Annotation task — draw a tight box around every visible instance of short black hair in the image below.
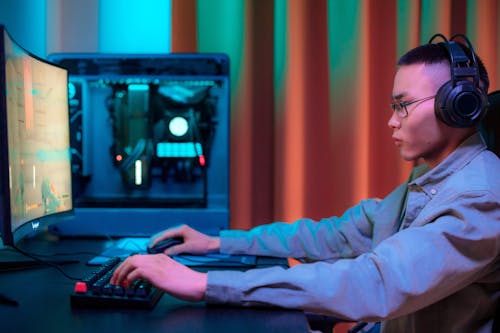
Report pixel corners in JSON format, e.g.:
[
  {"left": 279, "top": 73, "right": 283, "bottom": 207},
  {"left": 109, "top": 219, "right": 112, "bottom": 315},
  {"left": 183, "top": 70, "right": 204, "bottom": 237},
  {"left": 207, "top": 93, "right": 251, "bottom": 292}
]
[{"left": 398, "top": 40, "right": 489, "bottom": 93}]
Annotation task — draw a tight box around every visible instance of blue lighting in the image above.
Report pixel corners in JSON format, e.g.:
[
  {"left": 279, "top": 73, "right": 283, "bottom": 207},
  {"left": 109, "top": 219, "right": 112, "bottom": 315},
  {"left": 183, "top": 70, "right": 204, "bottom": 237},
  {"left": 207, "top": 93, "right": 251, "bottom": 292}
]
[
  {"left": 98, "top": 0, "right": 171, "bottom": 53},
  {"left": 0, "top": 0, "right": 47, "bottom": 56}
]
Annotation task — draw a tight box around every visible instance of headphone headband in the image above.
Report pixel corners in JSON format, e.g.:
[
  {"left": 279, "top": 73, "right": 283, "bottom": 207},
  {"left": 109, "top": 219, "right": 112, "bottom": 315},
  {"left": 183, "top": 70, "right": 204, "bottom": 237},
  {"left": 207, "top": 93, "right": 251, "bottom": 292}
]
[
  {"left": 429, "top": 33, "right": 480, "bottom": 87},
  {"left": 428, "top": 33, "right": 487, "bottom": 127}
]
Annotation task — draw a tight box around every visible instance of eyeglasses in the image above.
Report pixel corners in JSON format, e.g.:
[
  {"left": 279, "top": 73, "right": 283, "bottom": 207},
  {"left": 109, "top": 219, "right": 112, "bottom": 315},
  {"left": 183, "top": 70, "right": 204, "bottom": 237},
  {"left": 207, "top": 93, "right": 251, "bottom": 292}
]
[{"left": 390, "top": 95, "right": 435, "bottom": 118}]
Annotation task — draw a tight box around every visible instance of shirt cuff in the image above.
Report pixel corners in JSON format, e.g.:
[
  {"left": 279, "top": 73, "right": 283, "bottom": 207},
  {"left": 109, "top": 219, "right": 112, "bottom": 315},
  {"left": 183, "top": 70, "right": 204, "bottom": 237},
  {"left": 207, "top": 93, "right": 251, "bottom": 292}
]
[
  {"left": 205, "top": 270, "right": 245, "bottom": 305},
  {"left": 219, "top": 229, "right": 250, "bottom": 254}
]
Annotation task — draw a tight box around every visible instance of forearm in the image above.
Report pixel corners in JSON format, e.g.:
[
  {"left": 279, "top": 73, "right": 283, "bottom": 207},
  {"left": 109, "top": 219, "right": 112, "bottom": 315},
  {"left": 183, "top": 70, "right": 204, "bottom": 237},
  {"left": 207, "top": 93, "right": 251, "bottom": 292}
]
[
  {"left": 207, "top": 203, "right": 500, "bottom": 320},
  {"left": 220, "top": 199, "right": 380, "bottom": 260}
]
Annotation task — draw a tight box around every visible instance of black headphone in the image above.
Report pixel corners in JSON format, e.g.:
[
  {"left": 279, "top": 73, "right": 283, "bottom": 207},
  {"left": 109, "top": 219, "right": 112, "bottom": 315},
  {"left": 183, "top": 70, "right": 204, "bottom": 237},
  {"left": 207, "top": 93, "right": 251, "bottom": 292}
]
[{"left": 429, "top": 33, "right": 488, "bottom": 128}]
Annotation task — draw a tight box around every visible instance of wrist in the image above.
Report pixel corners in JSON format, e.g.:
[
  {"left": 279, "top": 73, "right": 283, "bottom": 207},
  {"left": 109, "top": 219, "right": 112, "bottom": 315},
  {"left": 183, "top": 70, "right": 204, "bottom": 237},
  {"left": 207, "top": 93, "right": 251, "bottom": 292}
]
[
  {"left": 208, "top": 237, "right": 221, "bottom": 253},
  {"left": 194, "top": 272, "right": 208, "bottom": 302}
]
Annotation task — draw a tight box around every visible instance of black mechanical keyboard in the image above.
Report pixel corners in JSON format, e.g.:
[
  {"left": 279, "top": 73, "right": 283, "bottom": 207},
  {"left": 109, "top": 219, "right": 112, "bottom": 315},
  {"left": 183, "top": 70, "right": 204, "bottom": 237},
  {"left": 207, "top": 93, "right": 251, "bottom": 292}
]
[{"left": 71, "top": 257, "right": 163, "bottom": 309}]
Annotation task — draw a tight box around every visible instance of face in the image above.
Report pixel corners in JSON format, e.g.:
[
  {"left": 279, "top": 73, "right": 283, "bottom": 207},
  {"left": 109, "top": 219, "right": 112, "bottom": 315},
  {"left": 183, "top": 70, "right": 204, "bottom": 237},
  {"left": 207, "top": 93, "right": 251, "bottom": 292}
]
[{"left": 388, "top": 62, "right": 458, "bottom": 168}]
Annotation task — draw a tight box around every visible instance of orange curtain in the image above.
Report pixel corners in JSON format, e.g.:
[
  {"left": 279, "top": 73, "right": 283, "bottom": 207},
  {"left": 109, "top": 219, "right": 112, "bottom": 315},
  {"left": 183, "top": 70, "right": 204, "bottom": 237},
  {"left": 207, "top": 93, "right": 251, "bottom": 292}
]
[{"left": 171, "top": 0, "right": 500, "bottom": 231}]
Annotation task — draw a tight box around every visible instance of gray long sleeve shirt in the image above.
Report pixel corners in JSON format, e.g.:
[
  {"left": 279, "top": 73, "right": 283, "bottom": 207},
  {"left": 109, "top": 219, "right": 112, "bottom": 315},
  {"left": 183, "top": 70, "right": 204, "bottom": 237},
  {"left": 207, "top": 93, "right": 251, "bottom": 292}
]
[{"left": 205, "top": 133, "right": 500, "bottom": 333}]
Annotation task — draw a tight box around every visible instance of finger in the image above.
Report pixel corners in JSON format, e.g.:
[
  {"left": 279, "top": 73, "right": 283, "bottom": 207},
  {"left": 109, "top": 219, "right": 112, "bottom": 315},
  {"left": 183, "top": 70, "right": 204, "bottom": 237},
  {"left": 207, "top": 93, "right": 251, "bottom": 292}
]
[
  {"left": 148, "top": 231, "right": 167, "bottom": 248},
  {"left": 110, "top": 263, "right": 124, "bottom": 285},
  {"left": 166, "top": 243, "right": 190, "bottom": 255},
  {"left": 124, "top": 268, "right": 144, "bottom": 287},
  {"left": 124, "top": 255, "right": 171, "bottom": 287},
  {"left": 148, "top": 225, "right": 185, "bottom": 248},
  {"left": 110, "top": 261, "right": 129, "bottom": 285},
  {"left": 111, "top": 257, "right": 137, "bottom": 286}
]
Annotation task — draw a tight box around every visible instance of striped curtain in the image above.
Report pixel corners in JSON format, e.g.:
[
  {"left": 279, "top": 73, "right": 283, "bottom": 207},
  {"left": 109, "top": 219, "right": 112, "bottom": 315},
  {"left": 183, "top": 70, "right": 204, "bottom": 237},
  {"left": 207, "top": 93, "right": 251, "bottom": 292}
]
[{"left": 171, "top": 0, "right": 500, "bottom": 230}]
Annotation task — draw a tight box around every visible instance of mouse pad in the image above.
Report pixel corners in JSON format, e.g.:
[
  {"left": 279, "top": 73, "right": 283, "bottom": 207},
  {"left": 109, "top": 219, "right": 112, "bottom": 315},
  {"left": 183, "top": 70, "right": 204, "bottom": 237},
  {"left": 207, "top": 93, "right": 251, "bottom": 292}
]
[{"left": 87, "top": 237, "right": 257, "bottom": 267}]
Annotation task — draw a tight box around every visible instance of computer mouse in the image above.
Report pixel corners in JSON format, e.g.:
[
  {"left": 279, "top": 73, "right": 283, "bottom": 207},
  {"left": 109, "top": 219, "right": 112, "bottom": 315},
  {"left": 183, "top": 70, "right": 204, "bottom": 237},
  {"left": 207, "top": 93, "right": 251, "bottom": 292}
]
[{"left": 147, "top": 237, "right": 184, "bottom": 254}]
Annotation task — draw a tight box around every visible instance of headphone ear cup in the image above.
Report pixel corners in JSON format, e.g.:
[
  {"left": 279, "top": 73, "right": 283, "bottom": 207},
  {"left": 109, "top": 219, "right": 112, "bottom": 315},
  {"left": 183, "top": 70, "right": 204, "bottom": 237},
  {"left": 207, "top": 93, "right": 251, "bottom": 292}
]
[{"left": 435, "top": 80, "right": 487, "bottom": 127}]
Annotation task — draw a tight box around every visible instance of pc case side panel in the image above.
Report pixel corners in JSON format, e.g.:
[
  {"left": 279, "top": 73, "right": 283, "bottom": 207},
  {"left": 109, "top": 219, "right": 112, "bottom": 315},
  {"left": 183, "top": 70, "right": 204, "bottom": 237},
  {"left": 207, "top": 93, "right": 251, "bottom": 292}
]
[{"left": 48, "top": 54, "right": 230, "bottom": 236}]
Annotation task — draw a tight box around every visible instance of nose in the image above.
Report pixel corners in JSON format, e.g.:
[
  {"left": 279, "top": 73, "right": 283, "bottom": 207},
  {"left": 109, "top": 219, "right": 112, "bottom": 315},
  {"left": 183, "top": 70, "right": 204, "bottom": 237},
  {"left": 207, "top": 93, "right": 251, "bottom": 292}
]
[{"left": 387, "top": 111, "right": 401, "bottom": 129}]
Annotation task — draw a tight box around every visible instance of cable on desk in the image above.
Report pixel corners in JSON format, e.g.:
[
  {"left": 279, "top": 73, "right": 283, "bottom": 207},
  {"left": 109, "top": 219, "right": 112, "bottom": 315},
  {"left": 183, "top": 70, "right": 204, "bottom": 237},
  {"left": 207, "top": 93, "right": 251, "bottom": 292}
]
[
  {"left": 0, "top": 293, "right": 19, "bottom": 307},
  {"left": 9, "top": 245, "right": 83, "bottom": 281},
  {"left": 3, "top": 247, "right": 101, "bottom": 258}
]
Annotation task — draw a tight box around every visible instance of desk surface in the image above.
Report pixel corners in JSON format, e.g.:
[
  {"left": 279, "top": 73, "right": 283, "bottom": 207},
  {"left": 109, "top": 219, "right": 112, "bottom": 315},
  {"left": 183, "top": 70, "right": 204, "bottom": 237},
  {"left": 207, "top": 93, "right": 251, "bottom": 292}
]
[{"left": 0, "top": 237, "right": 309, "bottom": 333}]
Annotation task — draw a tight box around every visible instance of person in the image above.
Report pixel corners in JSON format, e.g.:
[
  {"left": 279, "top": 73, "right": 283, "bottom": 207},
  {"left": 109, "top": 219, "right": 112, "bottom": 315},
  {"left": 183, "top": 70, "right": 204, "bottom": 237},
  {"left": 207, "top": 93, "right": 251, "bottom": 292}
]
[{"left": 111, "top": 35, "right": 500, "bottom": 333}]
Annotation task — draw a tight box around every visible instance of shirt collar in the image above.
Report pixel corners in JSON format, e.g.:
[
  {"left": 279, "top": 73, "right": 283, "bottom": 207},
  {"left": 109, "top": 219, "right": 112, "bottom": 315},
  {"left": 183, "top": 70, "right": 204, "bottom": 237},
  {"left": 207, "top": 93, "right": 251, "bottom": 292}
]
[{"left": 410, "top": 132, "right": 487, "bottom": 187}]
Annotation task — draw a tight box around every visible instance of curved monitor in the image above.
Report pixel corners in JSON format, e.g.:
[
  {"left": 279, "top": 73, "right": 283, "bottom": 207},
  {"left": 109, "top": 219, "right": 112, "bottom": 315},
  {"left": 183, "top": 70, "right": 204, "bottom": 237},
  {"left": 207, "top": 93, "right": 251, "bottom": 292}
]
[{"left": 0, "top": 25, "right": 73, "bottom": 246}]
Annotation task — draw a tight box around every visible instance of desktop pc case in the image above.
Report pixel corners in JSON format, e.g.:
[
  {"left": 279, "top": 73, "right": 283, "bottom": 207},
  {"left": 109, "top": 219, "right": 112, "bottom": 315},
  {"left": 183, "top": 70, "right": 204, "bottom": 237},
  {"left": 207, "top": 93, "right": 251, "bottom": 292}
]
[{"left": 47, "top": 53, "right": 230, "bottom": 237}]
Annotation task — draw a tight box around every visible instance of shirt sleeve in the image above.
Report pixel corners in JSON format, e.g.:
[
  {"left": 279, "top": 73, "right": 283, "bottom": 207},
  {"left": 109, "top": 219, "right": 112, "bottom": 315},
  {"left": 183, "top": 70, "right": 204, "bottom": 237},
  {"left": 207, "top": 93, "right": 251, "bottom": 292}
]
[
  {"left": 219, "top": 198, "right": 379, "bottom": 261},
  {"left": 220, "top": 183, "right": 408, "bottom": 261},
  {"left": 206, "top": 190, "right": 500, "bottom": 321}
]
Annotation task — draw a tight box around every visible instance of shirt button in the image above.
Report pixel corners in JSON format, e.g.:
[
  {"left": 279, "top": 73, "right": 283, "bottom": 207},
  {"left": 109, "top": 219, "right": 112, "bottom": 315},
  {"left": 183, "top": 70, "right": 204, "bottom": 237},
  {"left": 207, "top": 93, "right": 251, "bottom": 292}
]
[{"left": 430, "top": 188, "right": 437, "bottom": 195}]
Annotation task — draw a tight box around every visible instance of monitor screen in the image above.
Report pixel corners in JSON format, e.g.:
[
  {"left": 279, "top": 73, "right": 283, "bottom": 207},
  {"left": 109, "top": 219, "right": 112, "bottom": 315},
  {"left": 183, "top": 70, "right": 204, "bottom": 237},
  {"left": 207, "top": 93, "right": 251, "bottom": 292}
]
[{"left": 0, "top": 25, "right": 73, "bottom": 246}]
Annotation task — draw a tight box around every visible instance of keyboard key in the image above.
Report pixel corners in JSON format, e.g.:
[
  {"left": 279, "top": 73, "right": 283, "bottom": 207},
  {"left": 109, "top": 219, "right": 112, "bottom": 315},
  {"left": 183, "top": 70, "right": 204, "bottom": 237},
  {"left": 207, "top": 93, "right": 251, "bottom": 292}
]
[
  {"left": 71, "top": 257, "right": 163, "bottom": 309},
  {"left": 73, "top": 282, "right": 88, "bottom": 294}
]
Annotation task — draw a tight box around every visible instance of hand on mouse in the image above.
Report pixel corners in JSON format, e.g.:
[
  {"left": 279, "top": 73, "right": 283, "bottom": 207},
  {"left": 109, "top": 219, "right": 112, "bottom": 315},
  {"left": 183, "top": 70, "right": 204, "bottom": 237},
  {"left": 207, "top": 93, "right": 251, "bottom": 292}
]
[
  {"left": 148, "top": 224, "right": 220, "bottom": 255},
  {"left": 110, "top": 253, "right": 207, "bottom": 302}
]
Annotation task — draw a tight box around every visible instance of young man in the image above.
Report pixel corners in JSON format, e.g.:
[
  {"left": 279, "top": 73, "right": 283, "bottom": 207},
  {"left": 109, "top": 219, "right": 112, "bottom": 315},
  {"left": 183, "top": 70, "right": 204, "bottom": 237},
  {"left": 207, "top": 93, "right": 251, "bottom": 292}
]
[{"left": 111, "top": 36, "right": 500, "bottom": 332}]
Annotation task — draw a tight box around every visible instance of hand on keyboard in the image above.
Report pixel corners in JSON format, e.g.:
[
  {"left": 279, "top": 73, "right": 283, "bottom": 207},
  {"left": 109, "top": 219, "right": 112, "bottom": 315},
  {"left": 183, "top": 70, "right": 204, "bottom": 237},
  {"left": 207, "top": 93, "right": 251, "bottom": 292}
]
[
  {"left": 72, "top": 257, "right": 163, "bottom": 309},
  {"left": 111, "top": 253, "right": 208, "bottom": 303}
]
